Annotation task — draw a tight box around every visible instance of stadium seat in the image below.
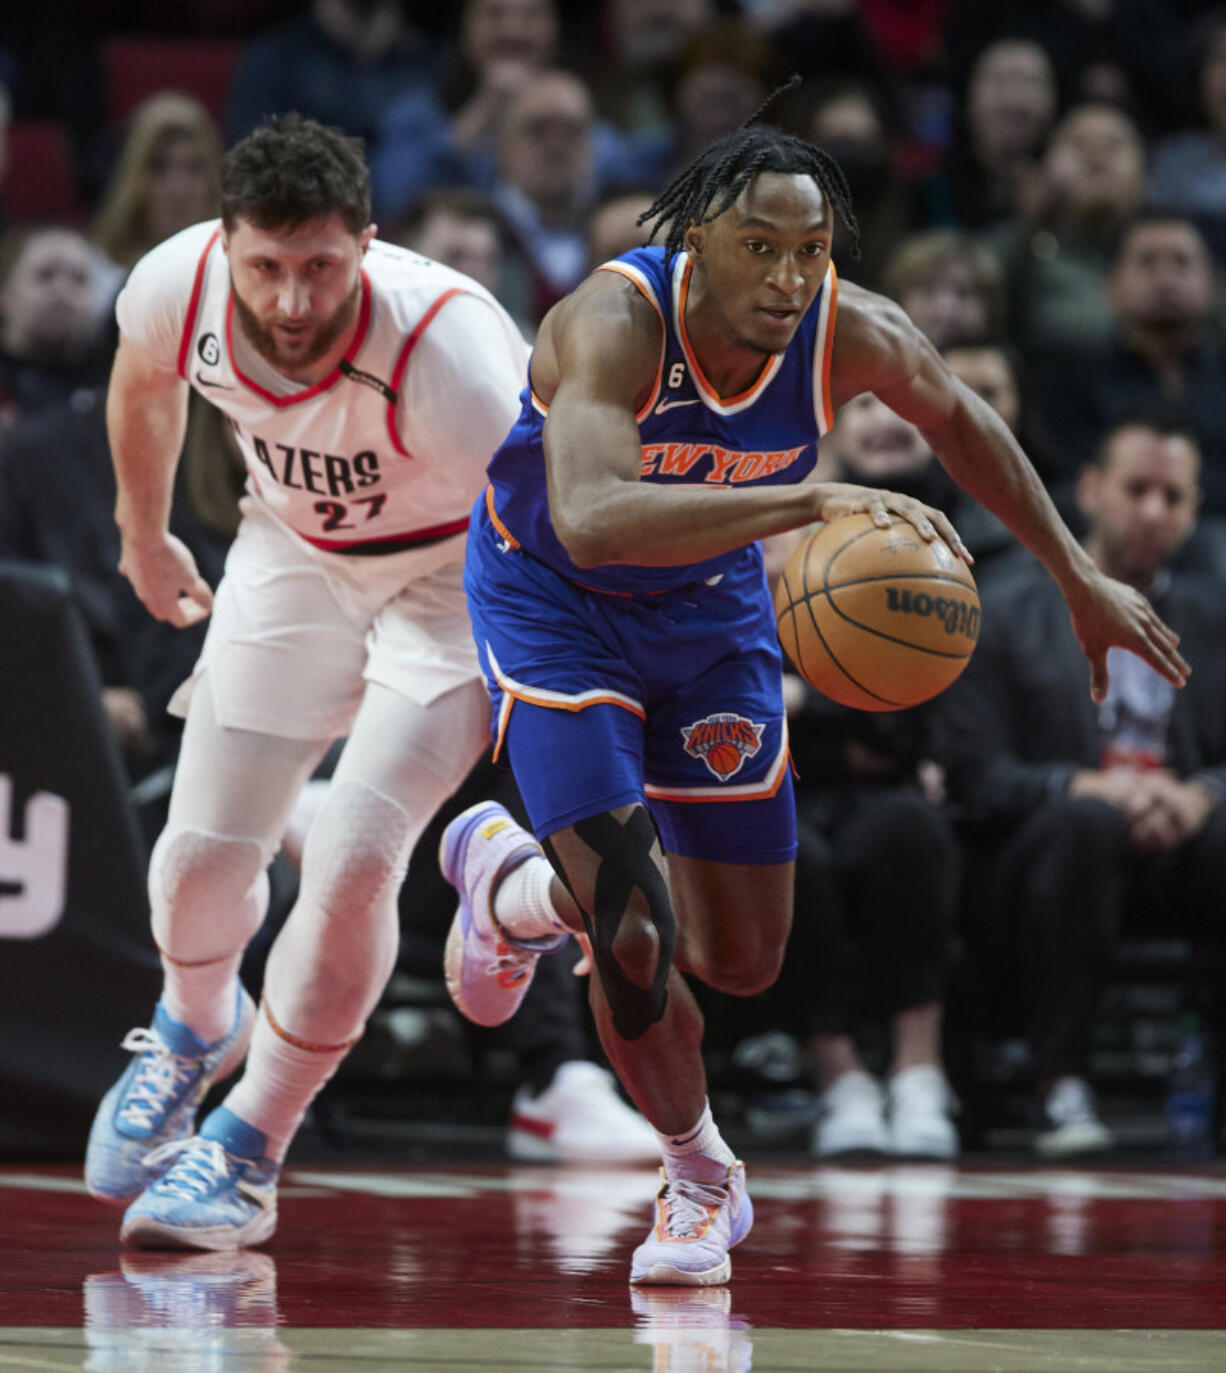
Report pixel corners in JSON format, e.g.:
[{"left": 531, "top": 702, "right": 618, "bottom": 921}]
[
  {"left": 102, "top": 37, "right": 241, "bottom": 126},
  {"left": 2, "top": 121, "right": 83, "bottom": 226}
]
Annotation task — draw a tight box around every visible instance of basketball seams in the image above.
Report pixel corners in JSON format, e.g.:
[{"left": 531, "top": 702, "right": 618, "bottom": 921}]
[
  {"left": 823, "top": 569, "right": 977, "bottom": 592},
  {"left": 777, "top": 564, "right": 806, "bottom": 680},
  {"left": 798, "top": 528, "right": 900, "bottom": 707},
  {"left": 773, "top": 511, "right": 978, "bottom": 710},
  {"left": 820, "top": 520, "right": 884, "bottom": 602},
  {"left": 803, "top": 596, "right": 901, "bottom": 706}
]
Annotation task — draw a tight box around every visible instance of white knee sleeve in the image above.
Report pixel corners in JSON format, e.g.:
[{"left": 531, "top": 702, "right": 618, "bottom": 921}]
[
  {"left": 264, "top": 781, "right": 415, "bottom": 1041},
  {"left": 297, "top": 780, "right": 413, "bottom": 922},
  {"left": 149, "top": 826, "right": 270, "bottom": 962}
]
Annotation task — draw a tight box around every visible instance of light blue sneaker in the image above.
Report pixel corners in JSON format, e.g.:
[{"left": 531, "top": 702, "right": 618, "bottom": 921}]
[
  {"left": 441, "top": 802, "right": 567, "bottom": 1027},
  {"left": 121, "top": 1108, "right": 280, "bottom": 1251},
  {"left": 85, "top": 985, "right": 256, "bottom": 1205}
]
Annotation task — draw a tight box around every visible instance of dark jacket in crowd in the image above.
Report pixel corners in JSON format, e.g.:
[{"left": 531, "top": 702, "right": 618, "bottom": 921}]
[
  {"left": 934, "top": 558, "right": 1226, "bottom": 827},
  {"left": 1034, "top": 338, "right": 1226, "bottom": 515}
]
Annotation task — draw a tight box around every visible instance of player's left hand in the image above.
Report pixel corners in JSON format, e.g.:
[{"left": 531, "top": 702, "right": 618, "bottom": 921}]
[{"left": 1066, "top": 568, "right": 1190, "bottom": 701}]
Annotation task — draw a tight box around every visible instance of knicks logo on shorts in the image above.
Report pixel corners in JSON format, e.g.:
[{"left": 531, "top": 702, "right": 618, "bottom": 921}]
[{"left": 681, "top": 712, "right": 764, "bottom": 781}]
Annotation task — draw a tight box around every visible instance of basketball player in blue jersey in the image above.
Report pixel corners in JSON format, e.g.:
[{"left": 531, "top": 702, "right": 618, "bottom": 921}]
[{"left": 439, "top": 99, "right": 1191, "bottom": 1285}]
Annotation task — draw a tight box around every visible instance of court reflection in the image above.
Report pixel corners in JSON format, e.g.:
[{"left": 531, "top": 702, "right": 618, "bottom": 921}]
[
  {"left": 510, "top": 1164, "right": 653, "bottom": 1274},
  {"left": 631, "top": 1286, "right": 754, "bottom": 1373},
  {"left": 82, "top": 1250, "right": 290, "bottom": 1371}
]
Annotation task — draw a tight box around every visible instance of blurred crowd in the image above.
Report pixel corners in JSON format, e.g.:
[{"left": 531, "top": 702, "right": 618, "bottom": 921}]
[{"left": 1, "top": 0, "right": 1224, "bottom": 1163}]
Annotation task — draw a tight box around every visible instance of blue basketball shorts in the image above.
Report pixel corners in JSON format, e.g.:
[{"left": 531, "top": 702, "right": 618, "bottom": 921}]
[{"left": 463, "top": 498, "right": 796, "bottom": 865}]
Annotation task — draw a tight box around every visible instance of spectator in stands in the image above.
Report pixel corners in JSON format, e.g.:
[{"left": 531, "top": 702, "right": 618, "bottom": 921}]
[
  {"left": 618, "top": 19, "right": 769, "bottom": 193},
  {"left": 743, "top": 0, "right": 888, "bottom": 93},
  {"left": 0, "top": 373, "right": 244, "bottom": 781},
  {"left": 882, "top": 229, "right": 1005, "bottom": 349},
  {"left": 586, "top": 188, "right": 655, "bottom": 269},
  {"left": 395, "top": 187, "right": 505, "bottom": 296},
  {"left": 93, "top": 93, "right": 222, "bottom": 279},
  {"left": 0, "top": 226, "right": 110, "bottom": 433},
  {"left": 394, "top": 186, "right": 536, "bottom": 338},
  {"left": 994, "top": 104, "right": 1147, "bottom": 358},
  {"left": 939, "top": 337, "right": 1037, "bottom": 580},
  {"left": 936, "top": 412, "right": 1226, "bottom": 1158},
  {"left": 942, "top": 337, "right": 1022, "bottom": 437},
  {"left": 491, "top": 70, "right": 605, "bottom": 323},
  {"left": 1034, "top": 209, "right": 1226, "bottom": 516},
  {"left": 582, "top": 0, "right": 716, "bottom": 138},
  {"left": 1149, "top": 10, "right": 1226, "bottom": 262},
  {"left": 225, "top": 0, "right": 437, "bottom": 149},
  {"left": 924, "top": 37, "right": 1059, "bottom": 229},
  {"left": 804, "top": 75, "right": 908, "bottom": 292},
  {"left": 0, "top": 385, "right": 148, "bottom": 763},
  {"left": 371, "top": 0, "right": 562, "bottom": 223},
  {"left": 763, "top": 394, "right": 962, "bottom": 1160},
  {"left": 942, "top": 0, "right": 1188, "bottom": 142}
]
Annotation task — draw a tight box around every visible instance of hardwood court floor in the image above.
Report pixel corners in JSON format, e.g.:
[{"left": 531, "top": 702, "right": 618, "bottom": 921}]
[{"left": 2, "top": 1161, "right": 1225, "bottom": 1370}]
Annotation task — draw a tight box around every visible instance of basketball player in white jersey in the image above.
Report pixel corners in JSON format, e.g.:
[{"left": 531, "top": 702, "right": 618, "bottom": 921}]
[{"left": 84, "top": 114, "right": 563, "bottom": 1250}]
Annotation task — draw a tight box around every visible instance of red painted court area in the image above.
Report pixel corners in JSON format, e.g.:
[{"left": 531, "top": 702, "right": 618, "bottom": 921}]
[{"left": 2, "top": 1162, "right": 1225, "bottom": 1369}]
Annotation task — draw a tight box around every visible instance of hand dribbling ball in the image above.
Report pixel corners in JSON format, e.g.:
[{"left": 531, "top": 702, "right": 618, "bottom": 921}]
[{"left": 774, "top": 512, "right": 980, "bottom": 711}]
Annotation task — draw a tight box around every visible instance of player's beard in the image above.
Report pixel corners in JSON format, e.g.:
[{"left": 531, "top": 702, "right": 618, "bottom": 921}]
[{"left": 231, "top": 277, "right": 361, "bottom": 373}]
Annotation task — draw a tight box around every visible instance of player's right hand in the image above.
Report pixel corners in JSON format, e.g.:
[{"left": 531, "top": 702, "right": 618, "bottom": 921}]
[
  {"left": 118, "top": 532, "right": 214, "bottom": 628},
  {"left": 815, "top": 482, "right": 973, "bottom": 564}
]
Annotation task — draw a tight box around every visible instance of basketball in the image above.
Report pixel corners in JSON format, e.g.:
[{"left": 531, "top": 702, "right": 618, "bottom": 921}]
[{"left": 774, "top": 512, "right": 980, "bottom": 711}]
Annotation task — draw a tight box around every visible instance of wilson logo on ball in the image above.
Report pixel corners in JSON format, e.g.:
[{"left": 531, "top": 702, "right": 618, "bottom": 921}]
[
  {"left": 681, "top": 713, "right": 764, "bottom": 780},
  {"left": 773, "top": 512, "right": 981, "bottom": 712},
  {"left": 884, "top": 588, "right": 981, "bottom": 640}
]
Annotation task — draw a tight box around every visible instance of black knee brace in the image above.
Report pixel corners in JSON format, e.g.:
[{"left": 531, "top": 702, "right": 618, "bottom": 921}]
[{"left": 545, "top": 807, "right": 674, "bottom": 1041}]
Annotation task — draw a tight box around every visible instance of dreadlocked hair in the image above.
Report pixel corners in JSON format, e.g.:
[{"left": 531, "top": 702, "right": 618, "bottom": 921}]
[{"left": 637, "top": 77, "right": 859, "bottom": 265}]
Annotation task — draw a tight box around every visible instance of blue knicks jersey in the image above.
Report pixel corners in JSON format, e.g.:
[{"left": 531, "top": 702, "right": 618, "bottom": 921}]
[{"left": 484, "top": 245, "right": 839, "bottom": 596}]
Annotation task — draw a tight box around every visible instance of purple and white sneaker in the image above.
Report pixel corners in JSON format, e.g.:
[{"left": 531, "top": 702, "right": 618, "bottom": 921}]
[
  {"left": 440, "top": 802, "right": 566, "bottom": 1027},
  {"left": 630, "top": 1164, "right": 754, "bottom": 1286}
]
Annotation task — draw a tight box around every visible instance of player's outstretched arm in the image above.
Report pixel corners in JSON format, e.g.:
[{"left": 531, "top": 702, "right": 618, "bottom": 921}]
[
  {"left": 827, "top": 281, "right": 1190, "bottom": 697},
  {"left": 108, "top": 332, "right": 213, "bottom": 628}
]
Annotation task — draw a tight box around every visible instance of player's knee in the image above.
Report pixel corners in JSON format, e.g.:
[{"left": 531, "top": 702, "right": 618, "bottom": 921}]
[
  {"left": 698, "top": 942, "right": 785, "bottom": 998},
  {"left": 589, "top": 895, "right": 677, "bottom": 1041},
  {"left": 604, "top": 906, "right": 664, "bottom": 986},
  {"left": 299, "top": 781, "right": 413, "bottom": 921},
  {"left": 149, "top": 826, "right": 269, "bottom": 949},
  {"left": 569, "top": 806, "right": 677, "bottom": 1040}
]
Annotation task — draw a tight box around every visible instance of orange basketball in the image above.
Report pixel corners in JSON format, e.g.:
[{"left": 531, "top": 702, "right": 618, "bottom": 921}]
[{"left": 774, "top": 512, "right": 980, "bottom": 711}]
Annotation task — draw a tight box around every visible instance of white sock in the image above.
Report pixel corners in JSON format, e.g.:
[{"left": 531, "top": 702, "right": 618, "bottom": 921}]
[
  {"left": 493, "top": 853, "right": 569, "bottom": 940},
  {"left": 655, "top": 1099, "right": 737, "bottom": 1184},
  {"left": 160, "top": 956, "right": 244, "bottom": 1045},
  {"left": 221, "top": 1002, "right": 352, "bottom": 1163}
]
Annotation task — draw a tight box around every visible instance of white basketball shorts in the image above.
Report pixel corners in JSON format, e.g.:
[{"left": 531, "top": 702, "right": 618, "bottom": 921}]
[{"left": 169, "top": 496, "right": 483, "bottom": 740}]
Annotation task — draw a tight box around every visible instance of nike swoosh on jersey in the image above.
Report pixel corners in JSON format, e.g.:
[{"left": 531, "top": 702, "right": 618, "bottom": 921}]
[
  {"left": 195, "top": 371, "right": 235, "bottom": 390},
  {"left": 653, "top": 396, "right": 701, "bottom": 414}
]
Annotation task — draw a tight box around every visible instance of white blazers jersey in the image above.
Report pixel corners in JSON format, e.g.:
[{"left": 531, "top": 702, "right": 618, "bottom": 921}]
[{"left": 116, "top": 221, "right": 529, "bottom": 554}]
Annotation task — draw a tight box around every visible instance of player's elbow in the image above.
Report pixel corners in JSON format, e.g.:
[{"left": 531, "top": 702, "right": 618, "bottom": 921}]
[
  {"left": 554, "top": 512, "right": 610, "bottom": 568},
  {"left": 551, "top": 496, "right": 616, "bottom": 568}
]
